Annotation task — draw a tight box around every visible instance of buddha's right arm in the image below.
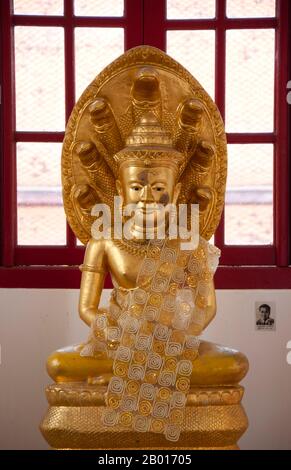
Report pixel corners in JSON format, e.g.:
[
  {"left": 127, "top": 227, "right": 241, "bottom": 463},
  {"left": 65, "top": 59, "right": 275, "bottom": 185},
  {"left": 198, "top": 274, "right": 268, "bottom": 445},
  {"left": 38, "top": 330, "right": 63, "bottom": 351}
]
[{"left": 78, "top": 238, "right": 107, "bottom": 327}]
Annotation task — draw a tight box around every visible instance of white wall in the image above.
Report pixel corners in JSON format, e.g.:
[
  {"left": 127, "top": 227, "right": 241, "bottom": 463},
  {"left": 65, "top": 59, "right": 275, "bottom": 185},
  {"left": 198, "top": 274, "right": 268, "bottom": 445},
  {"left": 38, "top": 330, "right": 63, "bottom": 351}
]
[{"left": 0, "top": 288, "right": 291, "bottom": 450}]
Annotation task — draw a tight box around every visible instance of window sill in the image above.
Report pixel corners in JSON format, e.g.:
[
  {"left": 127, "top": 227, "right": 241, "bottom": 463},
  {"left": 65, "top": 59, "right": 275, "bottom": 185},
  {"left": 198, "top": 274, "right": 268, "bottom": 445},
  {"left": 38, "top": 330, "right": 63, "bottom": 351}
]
[{"left": 0, "top": 266, "right": 290, "bottom": 289}]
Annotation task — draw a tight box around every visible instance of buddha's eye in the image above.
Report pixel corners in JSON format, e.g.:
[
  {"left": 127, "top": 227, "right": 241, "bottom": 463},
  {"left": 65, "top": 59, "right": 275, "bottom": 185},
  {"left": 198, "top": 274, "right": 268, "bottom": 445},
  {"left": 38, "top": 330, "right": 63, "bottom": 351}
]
[
  {"left": 131, "top": 185, "right": 141, "bottom": 191},
  {"left": 153, "top": 186, "right": 164, "bottom": 192}
]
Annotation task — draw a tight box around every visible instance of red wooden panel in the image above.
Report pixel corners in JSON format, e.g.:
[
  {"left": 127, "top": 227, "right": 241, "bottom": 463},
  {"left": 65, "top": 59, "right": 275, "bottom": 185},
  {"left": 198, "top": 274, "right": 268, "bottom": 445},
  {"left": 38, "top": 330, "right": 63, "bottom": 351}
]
[
  {"left": 215, "top": 266, "right": 291, "bottom": 289},
  {"left": 220, "top": 245, "right": 276, "bottom": 266},
  {"left": 213, "top": 0, "right": 226, "bottom": 248},
  {"left": 14, "top": 246, "right": 85, "bottom": 266},
  {"left": 124, "top": 0, "right": 143, "bottom": 50},
  {"left": 1, "top": 0, "right": 17, "bottom": 266},
  {"left": 15, "top": 132, "right": 65, "bottom": 142},
  {"left": 227, "top": 133, "right": 276, "bottom": 144},
  {"left": 165, "top": 18, "right": 277, "bottom": 30},
  {"left": 0, "top": 266, "right": 83, "bottom": 289},
  {"left": 13, "top": 243, "right": 276, "bottom": 268},
  {"left": 143, "top": 0, "right": 166, "bottom": 49},
  {"left": 0, "top": 0, "right": 290, "bottom": 288},
  {"left": 13, "top": 16, "right": 125, "bottom": 28},
  {"left": 63, "top": 0, "right": 76, "bottom": 249},
  {"left": 1, "top": 266, "right": 290, "bottom": 289},
  {"left": 274, "top": 0, "right": 290, "bottom": 266},
  {"left": 13, "top": 16, "right": 65, "bottom": 27}
]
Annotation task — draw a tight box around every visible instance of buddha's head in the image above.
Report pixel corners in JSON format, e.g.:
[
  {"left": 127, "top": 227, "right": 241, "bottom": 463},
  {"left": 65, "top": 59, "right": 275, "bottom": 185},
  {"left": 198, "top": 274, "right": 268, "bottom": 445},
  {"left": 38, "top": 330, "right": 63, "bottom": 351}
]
[{"left": 114, "top": 112, "right": 185, "bottom": 239}]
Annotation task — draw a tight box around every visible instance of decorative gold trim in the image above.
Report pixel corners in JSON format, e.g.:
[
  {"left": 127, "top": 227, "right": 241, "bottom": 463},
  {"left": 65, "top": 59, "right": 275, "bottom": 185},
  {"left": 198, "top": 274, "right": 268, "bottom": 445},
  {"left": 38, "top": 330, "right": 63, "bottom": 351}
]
[
  {"left": 79, "top": 264, "right": 106, "bottom": 273},
  {"left": 113, "top": 238, "right": 148, "bottom": 257},
  {"left": 45, "top": 382, "right": 244, "bottom": 407},
  {"left": 40, "top": 383, "right": 248, "bottom": 449}
]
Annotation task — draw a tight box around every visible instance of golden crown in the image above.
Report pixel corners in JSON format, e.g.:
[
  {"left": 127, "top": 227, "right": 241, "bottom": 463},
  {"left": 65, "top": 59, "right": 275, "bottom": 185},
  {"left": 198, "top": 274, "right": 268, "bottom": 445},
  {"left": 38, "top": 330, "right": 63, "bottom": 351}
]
[{"left": 113, "top": 111, "right": 185, "bottom": 177}]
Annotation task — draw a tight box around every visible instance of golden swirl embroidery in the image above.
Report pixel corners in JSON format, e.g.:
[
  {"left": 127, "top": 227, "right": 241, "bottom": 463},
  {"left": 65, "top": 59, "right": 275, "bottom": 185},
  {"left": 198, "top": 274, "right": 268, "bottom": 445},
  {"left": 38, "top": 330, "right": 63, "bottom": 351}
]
[{"left": 85, "top": 237, "right": 220, "bottom": 442}]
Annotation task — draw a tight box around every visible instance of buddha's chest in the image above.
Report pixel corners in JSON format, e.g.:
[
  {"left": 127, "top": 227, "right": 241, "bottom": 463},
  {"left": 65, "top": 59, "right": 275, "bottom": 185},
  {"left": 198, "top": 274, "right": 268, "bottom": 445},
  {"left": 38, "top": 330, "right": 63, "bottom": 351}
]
[{"left": 107, "top": 243, "right": 145, "bottom": 289}]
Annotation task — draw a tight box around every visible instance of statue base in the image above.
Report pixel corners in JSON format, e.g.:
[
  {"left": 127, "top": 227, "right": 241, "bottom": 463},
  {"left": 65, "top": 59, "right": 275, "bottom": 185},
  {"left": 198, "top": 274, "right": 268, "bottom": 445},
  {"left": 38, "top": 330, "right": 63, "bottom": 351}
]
[{"left": 40, "top": 382, "right": 248, "bottom": 450}]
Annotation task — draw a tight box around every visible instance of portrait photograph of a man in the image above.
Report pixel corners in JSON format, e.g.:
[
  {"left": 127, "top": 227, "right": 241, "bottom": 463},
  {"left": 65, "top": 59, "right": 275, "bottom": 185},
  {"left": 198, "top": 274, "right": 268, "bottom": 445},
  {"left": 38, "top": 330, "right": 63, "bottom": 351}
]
[{"left": 256, "top": 303, "right": 276, "bottom": 330}]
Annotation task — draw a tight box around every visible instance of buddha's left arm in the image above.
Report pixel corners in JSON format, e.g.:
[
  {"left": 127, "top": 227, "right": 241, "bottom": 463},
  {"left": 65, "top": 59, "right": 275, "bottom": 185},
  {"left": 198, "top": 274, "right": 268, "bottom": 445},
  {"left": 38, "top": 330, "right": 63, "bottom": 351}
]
[{"left": 203, "top": 280, "right": 217, "bottom": 329}]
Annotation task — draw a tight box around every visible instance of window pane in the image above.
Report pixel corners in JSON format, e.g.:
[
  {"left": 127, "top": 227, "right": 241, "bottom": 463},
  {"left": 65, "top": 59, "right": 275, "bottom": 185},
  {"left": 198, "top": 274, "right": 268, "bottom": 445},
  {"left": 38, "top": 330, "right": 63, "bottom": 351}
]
[
  {"left": 225, "top": 144, "right": 273, "bottom": 245},
  {"left": 15, "top": 27, "right": 65, "bottom": 131},
  {"left": 75, "top": 28, "right": 124, "bottom": 99},
  {"left": 14, "top": 0, "right": 63, "bottom": 15},
  {"left": 167, "top": 31, "right": 215, "bottom": 98},
  {"left": 227, "top": 0, "right": 276, "bottom": 18},
  {"left": 167, "top": 0, "right": 215, "bottom": 18},
  {"left": 74, "top": 0, "right": 124, "bottom": 16},
  {"left": 17, "top": 143, "right": 66, "bottom": 245},
  {"left": 226, "top": 29, "right": 275, "bottom": 133}
]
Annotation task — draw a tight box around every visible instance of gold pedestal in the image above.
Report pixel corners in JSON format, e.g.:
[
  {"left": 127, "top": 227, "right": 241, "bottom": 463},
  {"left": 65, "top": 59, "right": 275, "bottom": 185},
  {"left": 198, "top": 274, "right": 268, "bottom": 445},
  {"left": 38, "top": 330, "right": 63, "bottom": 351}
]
[{"left": 40, "top": 383, "right": 248, "bottom": 450}]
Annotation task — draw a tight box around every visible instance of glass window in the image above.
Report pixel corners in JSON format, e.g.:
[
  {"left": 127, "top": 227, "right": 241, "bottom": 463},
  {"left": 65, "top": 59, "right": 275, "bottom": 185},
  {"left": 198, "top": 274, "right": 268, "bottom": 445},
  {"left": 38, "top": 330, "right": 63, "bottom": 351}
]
[
  {"left": 226, "top": 29, "right": 275, "bottom": 133},
  {"left": 227, "top": 0, "right": 276, "bottom": 18},
  {"left": 167, "top": 30, "right": 215, "bottom": 98},
  {"left": 74, "top": 0, "right": 124, "bottom": 17},
  {"left": 15, "top": 27, "right": 65, "bottom": 131},
  {"left": 17, "top": 143, "right": 66, "bottom": 245},
  {"left": 75, "top": 27, "right": 124, "bottom": 99},
  {"left": 225, "top": 144, "right": 273, "bottom": 245},
  {"left": 167, "top": 0, "right": 215, "bottom": 19},
  {"left": 14, "top": 0, "right": 63, "bottom": 16}
]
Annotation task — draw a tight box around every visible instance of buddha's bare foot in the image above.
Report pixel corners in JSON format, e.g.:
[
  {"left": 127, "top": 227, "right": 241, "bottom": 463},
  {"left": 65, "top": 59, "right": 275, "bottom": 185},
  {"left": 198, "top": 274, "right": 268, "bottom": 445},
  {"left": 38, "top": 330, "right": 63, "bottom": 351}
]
[{"left": 87, "top": 373, "right": 113, "bottom": 385}]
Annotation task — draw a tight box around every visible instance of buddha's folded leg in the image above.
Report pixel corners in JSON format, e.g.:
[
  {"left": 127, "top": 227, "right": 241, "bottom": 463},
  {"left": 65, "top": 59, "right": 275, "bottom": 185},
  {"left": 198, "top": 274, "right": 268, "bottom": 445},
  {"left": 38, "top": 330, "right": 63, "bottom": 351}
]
[
  {"left": 46, "top": 344, "right": 113, "bottom": 383},
  {"left": 191, "top": 340, "right": 249, "bottom": 386},
  {"left": 46, "top": 340, "right": 249, "bottom": 386}
]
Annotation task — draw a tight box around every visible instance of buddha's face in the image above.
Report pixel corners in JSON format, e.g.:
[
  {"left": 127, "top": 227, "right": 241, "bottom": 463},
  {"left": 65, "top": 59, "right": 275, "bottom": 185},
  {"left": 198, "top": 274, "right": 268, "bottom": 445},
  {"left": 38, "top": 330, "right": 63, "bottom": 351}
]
[
  {"left": 116, "top": 164, "right": 181, "bottom": 238},
  {"left": 117, "top": 165, "right": 180, "bottom": 206}
]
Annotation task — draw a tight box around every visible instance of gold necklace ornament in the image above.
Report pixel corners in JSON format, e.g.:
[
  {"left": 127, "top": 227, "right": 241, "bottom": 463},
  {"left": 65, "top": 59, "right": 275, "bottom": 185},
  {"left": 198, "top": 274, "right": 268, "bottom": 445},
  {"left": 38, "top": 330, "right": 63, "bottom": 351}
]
[{"left": 113, "top": 237, "right": 149, "bottom": 257}]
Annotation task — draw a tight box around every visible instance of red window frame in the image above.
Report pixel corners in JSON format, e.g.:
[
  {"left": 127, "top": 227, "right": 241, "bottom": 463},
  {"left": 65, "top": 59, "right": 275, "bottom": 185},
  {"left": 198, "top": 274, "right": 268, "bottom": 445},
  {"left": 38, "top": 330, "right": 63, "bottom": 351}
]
[{"left": 0, "top": 0, "right": 290, "bottom": 289}]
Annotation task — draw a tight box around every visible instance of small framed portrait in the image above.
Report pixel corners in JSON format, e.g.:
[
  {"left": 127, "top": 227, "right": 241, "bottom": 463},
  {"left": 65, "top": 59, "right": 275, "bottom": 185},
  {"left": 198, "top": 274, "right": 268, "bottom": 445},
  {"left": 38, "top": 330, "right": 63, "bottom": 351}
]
[{"left": 255, "top": 302, "right": 276, "bottom": 331}]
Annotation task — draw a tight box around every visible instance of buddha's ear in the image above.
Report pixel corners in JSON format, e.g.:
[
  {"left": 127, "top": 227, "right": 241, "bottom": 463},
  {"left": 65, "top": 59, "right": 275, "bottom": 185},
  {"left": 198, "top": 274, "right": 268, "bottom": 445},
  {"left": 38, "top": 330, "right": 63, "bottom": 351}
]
[
  {"left": 173, "top": 182, "right": 181, "bottom": 204},
  {"left": 116, "top": 179, "right": 123, "bottom": 197}
]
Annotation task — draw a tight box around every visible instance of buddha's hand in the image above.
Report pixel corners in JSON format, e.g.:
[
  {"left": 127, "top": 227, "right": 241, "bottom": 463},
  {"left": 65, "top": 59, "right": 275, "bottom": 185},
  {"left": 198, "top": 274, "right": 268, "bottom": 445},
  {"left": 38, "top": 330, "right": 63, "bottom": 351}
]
[{"left": 91, "top": 310, "right": 120, "bottom": 353}]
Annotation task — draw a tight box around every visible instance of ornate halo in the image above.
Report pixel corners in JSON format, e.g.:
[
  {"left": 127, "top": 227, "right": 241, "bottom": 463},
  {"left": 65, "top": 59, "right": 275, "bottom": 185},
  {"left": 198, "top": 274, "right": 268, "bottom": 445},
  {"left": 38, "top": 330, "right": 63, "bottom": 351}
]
[{"left": 62, "top": 46, "right": 227, "bottom": 244}]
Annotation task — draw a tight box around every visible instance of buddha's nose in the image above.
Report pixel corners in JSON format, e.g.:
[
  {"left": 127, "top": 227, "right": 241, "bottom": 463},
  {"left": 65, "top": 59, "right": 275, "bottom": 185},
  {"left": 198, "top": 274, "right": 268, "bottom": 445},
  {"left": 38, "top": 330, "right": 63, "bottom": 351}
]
[{"left": 140, "top": 185, "right": 154, "bottom": 203}]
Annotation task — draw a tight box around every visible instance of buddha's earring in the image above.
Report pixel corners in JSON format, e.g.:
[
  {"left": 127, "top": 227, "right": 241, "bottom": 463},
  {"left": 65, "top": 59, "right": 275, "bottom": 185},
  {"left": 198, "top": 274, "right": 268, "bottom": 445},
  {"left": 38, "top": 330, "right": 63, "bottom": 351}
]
[{"left": 168, "top": 205, "right": 178, "bottom": 238}]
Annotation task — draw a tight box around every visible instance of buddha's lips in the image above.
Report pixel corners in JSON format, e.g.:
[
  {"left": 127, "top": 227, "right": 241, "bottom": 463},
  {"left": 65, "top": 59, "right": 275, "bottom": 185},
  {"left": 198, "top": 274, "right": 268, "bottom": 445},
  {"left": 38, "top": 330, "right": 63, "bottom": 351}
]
[
  {"left": 136, "top": 204, "right": 166, "bottom": 215},
  {"left": 138, "top": 208, "right": 156, "bottom": 215}
]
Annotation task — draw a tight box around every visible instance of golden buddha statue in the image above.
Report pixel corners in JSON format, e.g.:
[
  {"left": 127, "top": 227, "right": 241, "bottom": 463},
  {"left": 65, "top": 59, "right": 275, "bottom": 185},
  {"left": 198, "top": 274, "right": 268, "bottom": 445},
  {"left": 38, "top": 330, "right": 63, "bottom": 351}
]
[{"left": 41, "top": 46, "right": 249, "bottom": 449}]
